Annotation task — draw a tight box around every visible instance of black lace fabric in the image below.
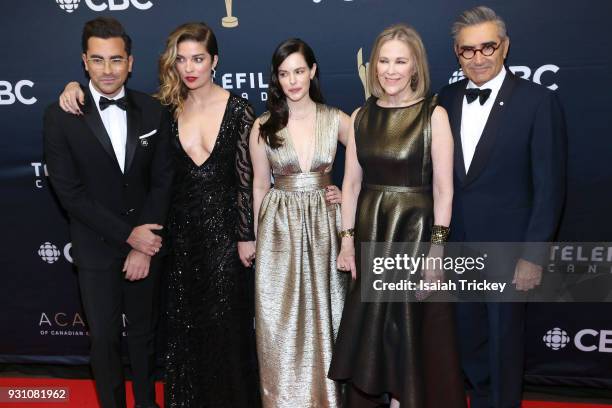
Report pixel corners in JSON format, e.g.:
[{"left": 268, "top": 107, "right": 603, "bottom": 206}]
[
  {"left": 235, "top": 100, "right": 255, "bottom": 242},
  {"left": 165, "top": 94, "right": 260, "bottom": 407}
]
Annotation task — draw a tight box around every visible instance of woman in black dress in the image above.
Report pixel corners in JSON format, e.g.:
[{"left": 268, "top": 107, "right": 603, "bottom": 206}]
[{"left": 157, "top": 22, "right": 260, "bottom": 407}]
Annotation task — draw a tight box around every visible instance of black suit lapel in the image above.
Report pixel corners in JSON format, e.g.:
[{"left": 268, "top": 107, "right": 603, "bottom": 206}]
[
  {"left": 450, "top": 83, "right": 467, "bottom": 183},
  {"left": 82, "top": 89, "right": 118, "bottom": 165},
  {"left": 464, "top": 72, "right": 518, "bottom": 186},
  {"left": 124, "top": 90, "right": 142, "bottom": 174}
]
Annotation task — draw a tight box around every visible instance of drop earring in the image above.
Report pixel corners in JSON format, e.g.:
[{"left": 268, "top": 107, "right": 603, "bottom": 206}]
[{"left": 410, "top": 72, "right": 418, "bottom": 91}]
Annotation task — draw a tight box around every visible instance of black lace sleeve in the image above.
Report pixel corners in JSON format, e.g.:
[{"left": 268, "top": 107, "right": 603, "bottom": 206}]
[{"left": 235, "top": 100, "right": 256, "bottom": 241}]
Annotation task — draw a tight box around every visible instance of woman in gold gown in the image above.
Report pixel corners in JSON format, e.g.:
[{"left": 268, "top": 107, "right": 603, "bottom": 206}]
[
  {"left": 329, "top": 25, "right": 466, "bottom": 407},
  {"left": 249, "top": 38, "right": 351, "bottom": 407}
]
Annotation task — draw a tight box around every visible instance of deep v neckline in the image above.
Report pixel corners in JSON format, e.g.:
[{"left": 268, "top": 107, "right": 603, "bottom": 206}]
[
  {"left": 284, "top": 103, "right": 319, "bottom": 173},
  {"left": 177, "top": 95, "right": 231, "bottom": 168}
]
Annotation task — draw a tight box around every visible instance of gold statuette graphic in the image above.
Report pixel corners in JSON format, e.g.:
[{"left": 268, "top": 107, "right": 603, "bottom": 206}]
[
  {"left": 222, "top": 0, "right": 239, "bottom": 28},
  {"left": 357, "top": 48, "right": 370, "bottom": 100}
]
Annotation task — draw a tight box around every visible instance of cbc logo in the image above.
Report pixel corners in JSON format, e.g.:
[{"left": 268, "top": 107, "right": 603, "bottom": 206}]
[
  {"left": 56, "top": 0, "right": 80, "bottom": 13},
  {"left": 449, "top": 65, "right": 560, "bottom": 91},
  {"left": 543, "top": 327, "right": 570, "bottom": 350},
  {"left": 38, "top": 242, "right": 73, "bottom": 264},
  {"left": 38, "top": 242, "right": 61, "bottom": 264},
  {"left": 449, "top": 70, "right": 466, "bottom": 84},
  {"left": 543, "top": 327, "right": 612, "bottom": 353},
  {"left": 56, "top": 0, "right": 153, "bottom": 13},
  {"left": 0, "top": 80, "right": 36, "bottom": 105}
]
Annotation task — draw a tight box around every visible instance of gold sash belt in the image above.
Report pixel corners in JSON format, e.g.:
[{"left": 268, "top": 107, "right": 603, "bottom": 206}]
[{"left": 274, "top": 172, "right": 332, "bottom": 192}]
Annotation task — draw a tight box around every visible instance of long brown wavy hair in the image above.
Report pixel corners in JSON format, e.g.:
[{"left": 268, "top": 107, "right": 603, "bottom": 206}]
[{"left": 156, "top": 22, "right": 218, "bottom": 117}]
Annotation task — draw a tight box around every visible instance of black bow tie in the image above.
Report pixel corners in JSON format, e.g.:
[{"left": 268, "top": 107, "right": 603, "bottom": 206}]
[
  {"left": 465, "top": 88, "right": 492, "bottom": 105},
  {"left": 99, "top": 96, "right": 127, "bottom": 111}
]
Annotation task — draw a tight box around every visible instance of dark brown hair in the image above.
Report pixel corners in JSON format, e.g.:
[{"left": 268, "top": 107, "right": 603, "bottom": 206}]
[
  {"left": 81, "top": 17, "right": 132, "bottom": 55},
  {"left": 259, "top": 38, "right": 324, "bottom": 149}
]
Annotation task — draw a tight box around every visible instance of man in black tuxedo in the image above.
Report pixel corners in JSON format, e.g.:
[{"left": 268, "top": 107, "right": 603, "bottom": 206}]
[
  {"left": 438, "top": 6, "right": 566, "bottom": 408},
  {"left": 43, "top": 17, "right": 173, "bottom": 408}
]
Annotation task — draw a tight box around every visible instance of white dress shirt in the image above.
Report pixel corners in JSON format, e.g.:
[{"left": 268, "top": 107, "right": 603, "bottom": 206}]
[
  {"left": 460, "top": 67, "right": 506, "bottom": 171},
  {"left": 89, "top": 81, "right": 127, "bottom": 173}
]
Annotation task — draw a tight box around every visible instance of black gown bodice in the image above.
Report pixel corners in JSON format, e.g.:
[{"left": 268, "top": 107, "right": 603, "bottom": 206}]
[{"left": 169, "top": 94, "right": 255, "bottom": 245}]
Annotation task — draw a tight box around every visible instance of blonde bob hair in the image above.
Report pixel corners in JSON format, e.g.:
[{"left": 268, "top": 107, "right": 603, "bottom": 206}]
[
  {"left": 368, "top": 24, "right": 430, "bottom": 100},
  {"left": 156, "top": 22, "right": 218, "bottom": 116}
]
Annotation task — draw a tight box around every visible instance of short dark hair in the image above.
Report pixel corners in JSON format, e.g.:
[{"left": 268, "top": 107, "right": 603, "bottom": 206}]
[{"left": 81, "top": 17, "right": 132, "bottom": 55}]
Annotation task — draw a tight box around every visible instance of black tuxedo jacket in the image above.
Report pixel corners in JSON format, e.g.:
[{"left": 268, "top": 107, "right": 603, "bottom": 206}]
[
  {"left": 438, "top": 72, "right": 566, "bottom": 263},
  {"left": 43, "top": 87, "right": 174, "bottom": 269}
]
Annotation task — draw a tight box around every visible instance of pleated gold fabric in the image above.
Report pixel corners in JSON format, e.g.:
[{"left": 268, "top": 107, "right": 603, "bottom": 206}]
[
  {"left": 329, "top": 96, "right": 466, "bottom": 408},
  {"left": 255, "top": 104, "right": 349, "bottom": 408}
]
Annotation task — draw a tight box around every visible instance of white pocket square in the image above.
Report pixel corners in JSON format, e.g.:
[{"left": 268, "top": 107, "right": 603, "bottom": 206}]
[{"left": 139, "top": 129, "right": 157, "bottom": 139}]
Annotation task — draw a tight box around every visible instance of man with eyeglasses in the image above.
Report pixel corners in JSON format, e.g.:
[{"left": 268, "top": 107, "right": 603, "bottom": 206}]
[
  {"left": 43, "top": 17, "right": 173, "bottom": 408},
  {"left": 438, "top": 6, "right": 566, "bottom": 408}
]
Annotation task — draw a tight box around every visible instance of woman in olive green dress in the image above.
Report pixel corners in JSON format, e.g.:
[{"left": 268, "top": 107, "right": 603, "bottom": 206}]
[{"left": 329, "top": 25, "right": 466, "bottom": 408}]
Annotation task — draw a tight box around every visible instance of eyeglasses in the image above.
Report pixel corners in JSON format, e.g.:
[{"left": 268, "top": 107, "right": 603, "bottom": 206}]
[
  {"left": 457, "top": 43, "right": 501, "bottom": 60},
  {"left": 87, "top": 57, "right": 128, "bottom": 69}
]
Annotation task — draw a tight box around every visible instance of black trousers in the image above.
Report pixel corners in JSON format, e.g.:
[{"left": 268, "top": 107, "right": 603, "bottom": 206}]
[
  {"left": 78, "top": 257, "right": 162, "bottom": 408},
  {"left": 455, "top": 302, "right": 526, "bottom": 408}
]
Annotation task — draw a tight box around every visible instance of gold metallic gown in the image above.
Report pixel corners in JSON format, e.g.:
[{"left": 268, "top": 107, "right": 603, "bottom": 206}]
[
  {"left": 329, "top": 96, "right": 466, "bottom": 408},
  {"left": 255, "top": 104, "right": 349, "bottom": 408}
]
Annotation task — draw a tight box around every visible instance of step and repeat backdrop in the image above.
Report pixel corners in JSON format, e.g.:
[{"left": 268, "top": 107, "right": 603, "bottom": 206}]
[{"left": 1, "top": 0, "right": 611, "bottom": 390}]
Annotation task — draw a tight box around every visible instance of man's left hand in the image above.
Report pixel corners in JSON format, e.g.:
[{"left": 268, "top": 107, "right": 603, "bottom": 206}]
[
  {"left": 512, "top": 258, "right": 542, "bottom": 291},
  {"left": 123, "top": 249, "right": 152, "bottom": 281}
]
